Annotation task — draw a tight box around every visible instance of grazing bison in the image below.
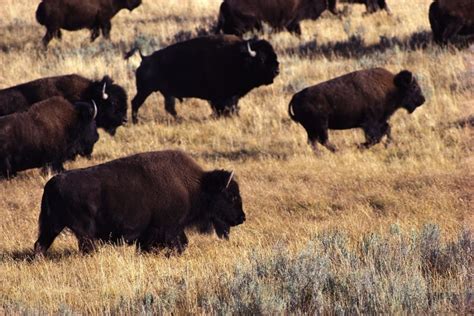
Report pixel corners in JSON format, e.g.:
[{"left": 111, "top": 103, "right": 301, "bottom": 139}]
[
  {"left": 288, "top": 68, "right": 426, "bottom": 153},
  {"left": 34, "top": 150, "right": 246, "bottom": 256},
  {"left": 216, "top": 0, "right": 338, "bottom": 36},
  {"left": 429, "top": 1, "right": 474, "bottom": 44},
  {"left": 126, "top": 35, "right": 279, "bottom": 123},
  {"left": 0, "top": 96, "right": 99, "bottom": 178},
  {"left": 36, "top": 0, "right": 142, "bottom": 47},
  {"left": 339, "top": 0, "right": 391, "bottom": 14},
  {"left": 0, "top": 74, "right": 127, "bottom": 135}
]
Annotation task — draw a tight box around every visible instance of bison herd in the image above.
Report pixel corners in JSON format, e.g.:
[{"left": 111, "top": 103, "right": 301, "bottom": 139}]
[{"left": 0, "top": 0, "right": 471, "bottom": 257}]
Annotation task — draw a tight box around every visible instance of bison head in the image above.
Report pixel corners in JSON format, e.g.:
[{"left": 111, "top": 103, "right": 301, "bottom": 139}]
[
  {"left": 241, "top": 39, "right": 279, "bottom": 86},
  {"left": 202, "top": 170, "right": 246, "bottom": 240},
  {"left": 394, "top": 70, "right": 426, "bottom": 114},
  {"left": 90, "top": 76, "right": 128, "bottom": 136},
  {"left": 69, "top": 101, "right": 99, "bottom": 159}
]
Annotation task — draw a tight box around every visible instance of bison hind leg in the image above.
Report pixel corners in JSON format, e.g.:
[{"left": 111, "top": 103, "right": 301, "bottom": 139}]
[
  {"left": 101, "top": 21, "right": 112, "bottom": 39},
  {"left": 41, "top": 28, "right": 56, "bottom": 47},
  {"left": 90, "top": 26, "right": 100, "bottom": 42},
  {"left": 164, "top": 96, "right": 178, "bottom": 118},
  {"left": 34, "top": 218, "right": 65, "bottom": 258},
  {"left": 306, "top": 120, "right": 336, "bottom": 154},
  {"left": 210, "top": 97, "right": 240, "bottom": 117}
]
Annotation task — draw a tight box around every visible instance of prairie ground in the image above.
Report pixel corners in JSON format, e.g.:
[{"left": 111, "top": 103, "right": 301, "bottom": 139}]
[{"left": 0, "top": 0, "right": 472, "bottom": 313}]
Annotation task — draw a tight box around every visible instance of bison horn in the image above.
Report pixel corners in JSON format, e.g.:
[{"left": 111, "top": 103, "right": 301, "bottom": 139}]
[
  {"left": 247, "top": 42, "right": 257, "bottom": 57},
  {"left": 102, "top": 82, "right": 109, "bottom": 100},
  {"left": 225, "top": 170, "right": 234, "bottom": 189},
  {"left": 91, "top": 100, "right": 98, "bottom": 120}
]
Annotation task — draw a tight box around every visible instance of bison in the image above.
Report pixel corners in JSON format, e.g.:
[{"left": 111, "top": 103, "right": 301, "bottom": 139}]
[
  {"left": 34, "top": 150, "right": 246, "bottom": 256},
  {"left": 0, "top": 74, "right": 128, "bottom": 135},
  {"left": 0, "top": 96, "right": 99, "bottom": 178},
  {"left": 36, "top": 0, "right": 142, "bottom": 47},
  {"left": 429, "top": 0, "right": 474, "bottom": 44},
  {"left": 288, "top": 68, "right": 426, "bottom": 153},
  {"left": 339, "top": 0, "right": 391, "bottom": 14},
  {"left": 126, "top": 35, "right": 279, "bottom": 123},
  {"left": 216, "top": 0, "right": 338, "bottom": 36}
]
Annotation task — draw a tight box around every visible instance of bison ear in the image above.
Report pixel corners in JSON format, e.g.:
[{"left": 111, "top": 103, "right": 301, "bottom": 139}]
[
  {"left": 394, "top": 70, "right": 413, "bottom": 89},
  {"left": 74, "top": 100, "right": 97, "bottom": 121},
  {"left": 202, "top": 170, "right": 234, "bottom": 194}
]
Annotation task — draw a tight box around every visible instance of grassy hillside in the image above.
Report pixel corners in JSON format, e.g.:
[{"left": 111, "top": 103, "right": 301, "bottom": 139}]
[{"left": 0, "top": 0, "right": 472, "bottom": 313}]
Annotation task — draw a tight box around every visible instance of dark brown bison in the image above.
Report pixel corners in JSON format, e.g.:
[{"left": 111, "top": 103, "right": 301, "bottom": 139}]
[
  {"left": 216, "top": 0, "right": 338, "bottom": 36},
  {"left": 339, "top": 0, "right": 391, "bottom": 14},
  {"left": 36, "top": 0, "right": 142, "bottom": 47},
  {"left": 429, "top": 1, "right": 474, "bottom": 44},
  {"left": 126, "top": 35, "right": 279, "bottom": 124},
  {"left": 0, "top": 96, "right": 99, "bottom": 178},
  {"left": 34, "top": 150, "right": 246, "bottom": 256},
  {"left": 288, "top": 68, "right": 426, "bottom": 153},
  {"left": 0, "top": 74, "right": 127, "bottom": 135}
]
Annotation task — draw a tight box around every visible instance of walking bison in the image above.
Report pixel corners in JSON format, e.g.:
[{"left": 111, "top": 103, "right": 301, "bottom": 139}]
[
  {"left": 0, "top": 74, "right": 128, "bottom": 135},
  {"left": 429, "top": 0, "right": 474, "bottom": 44},
  {"left": 126, "top": 35, "right": 279, "bottom": 123},
  {"left": 0, "top": 97, "right": 99, "bottom": 178},
  {"left": 36, "top": 0, "right": 142, "bottom": 47},
  {"left": 216, "top": 0, "right": 338, "bottom": 36},
  {"left": 288, "top": 68, "right": 426, "bottom": 153},
  {"left": 34, "top": 150, "right": 246, "bottom": 256}
]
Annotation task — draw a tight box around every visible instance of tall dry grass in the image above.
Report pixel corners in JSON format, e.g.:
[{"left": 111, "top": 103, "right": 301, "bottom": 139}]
[{"left": 0, "top": 0, "right": 473, "bottom": 313}]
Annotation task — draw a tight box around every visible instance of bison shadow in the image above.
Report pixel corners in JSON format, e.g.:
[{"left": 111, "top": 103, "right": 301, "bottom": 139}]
[
  {"left": 284, "top": 31, "right": 472, "bottom": 59},
  {"left": 0, "top": 248, "right": 78, "bottom": 263},
  {"left": 197, "top": 149, "right": 290, "bottom": 161}
]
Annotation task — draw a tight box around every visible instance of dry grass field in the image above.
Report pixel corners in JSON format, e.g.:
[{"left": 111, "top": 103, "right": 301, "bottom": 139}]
[{"left": 0, "top": 0, "right": 473, "bottom": 313}]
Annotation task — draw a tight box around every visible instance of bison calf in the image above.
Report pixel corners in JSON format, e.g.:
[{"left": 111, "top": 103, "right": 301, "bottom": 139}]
[
  {"left": 288, "top": 68, "right": 426, "bottom": 153},
  {"left": 0, "top": 74, "right": 127, "bottom": 135},
  {"left": 34, "top": 150, "right": 246, "bottom": 256},
  {"left": 127, "top": 35, "right": 279, "bottom": 123},
  {"left": 36, "top": 0, "right": 142, "bottom": 47},
  {"left": 0, "top": 96, "right": 99, "bottom": 178}
]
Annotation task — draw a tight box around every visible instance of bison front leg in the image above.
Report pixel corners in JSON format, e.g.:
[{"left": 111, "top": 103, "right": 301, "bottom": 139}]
[
  {"left": 286, "top": 21, "right": 302, "bottom": 36},
  {"left": 78, "top": 237, "right": 96, "bottom": 254},
  {"left": 360, "top": 123, "right": 385, "bottom": 149}
]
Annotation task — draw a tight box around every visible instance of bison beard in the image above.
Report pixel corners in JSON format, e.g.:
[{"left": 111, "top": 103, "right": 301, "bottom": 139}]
[
  {"left": 0, "top": 74, "right": 128, "bottom": 136},
  {"left": 33, "top": 150, "right": 246, "bottom": 256},
  {"left": 0, "top": 97, "right": 99, "bottom": 178},
  {"left": 288, "top": 68, "right": 426, "bottom": 153},
  {"left": 127, "top": 35, "right": 279, "bottom": 123}
]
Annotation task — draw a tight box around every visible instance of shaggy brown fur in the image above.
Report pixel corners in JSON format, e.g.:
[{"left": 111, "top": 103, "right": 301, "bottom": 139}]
[
  {"left": 288, "top": 68, "right": 426, "bottom": 153},
  {"left": 430, "top": 1, "right": 474, "bottom": 44},
  {"left": 34, "top": 150, "right": 246, "bottom": 256},
  {"left": 0, "top": 96, "right": 98, "bottom": 178},
  {"left": 127, "top": 35, "right": 279, "bottom": 123},
  {"left": 216, "top": 0, "right": 337, "bottom": 36},
  {"left": 438, "top": 0, "right": 474, "bottom": 23},
  {"left": 0, "top": 74, "right": 127, "bottom": 135},
  {"left": 36, "top": 0, "right": 142, "bottom": 47}
]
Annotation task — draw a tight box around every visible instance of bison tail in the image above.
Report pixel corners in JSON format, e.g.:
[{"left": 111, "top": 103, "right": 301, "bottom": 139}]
[
  {"left": 35, "top": 2, "right": 46, "bottom": 26},
  {"left": 288, "top": 95, "right": 298, "bottom": 121},
  {"left": 124, "top": 47, "right": 145, "bottom": 60}
]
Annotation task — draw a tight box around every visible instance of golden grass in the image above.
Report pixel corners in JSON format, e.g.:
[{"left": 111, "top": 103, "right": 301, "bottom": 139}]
[{"left": 0, "top": 0, "right": 473, "bottom": 313}]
